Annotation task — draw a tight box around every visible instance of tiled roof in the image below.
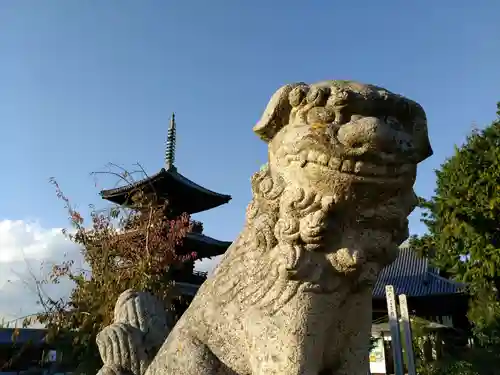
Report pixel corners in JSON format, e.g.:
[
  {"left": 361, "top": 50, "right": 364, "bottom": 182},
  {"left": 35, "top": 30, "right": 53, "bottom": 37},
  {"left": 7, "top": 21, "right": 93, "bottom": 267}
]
[
  {"left": 168, "top": 169, "right": 231, "bottom": 202},
  {"left": 101, "top": 168, "right": 231, "bottom": 202},
  {"left": 185, "top": 232, "right": 231, "bottom": 247},
  {"left": 100, "top": 169, "right": 165, "bottom": 197},
  {"left": 100, "top": 167, "right": 231, "bottom": 214},
  {"left": 372, "top": 245, "right": 464, "bottom": 298},
  {"left": 184, "top": 232, "right": 231, "bottom": 258}
]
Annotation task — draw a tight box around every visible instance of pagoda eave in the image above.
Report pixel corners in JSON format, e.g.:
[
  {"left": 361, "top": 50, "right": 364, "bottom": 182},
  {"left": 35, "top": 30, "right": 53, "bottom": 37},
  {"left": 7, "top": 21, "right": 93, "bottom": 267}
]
[
  {"left": 100, "top": 168, "right": 231, "bottom": 215},
  {"left": 182, "top": 232, "right": 231, "bottom": 259},
  {"left": 116, "top": 230, "right": 230, "bottom": 259}
]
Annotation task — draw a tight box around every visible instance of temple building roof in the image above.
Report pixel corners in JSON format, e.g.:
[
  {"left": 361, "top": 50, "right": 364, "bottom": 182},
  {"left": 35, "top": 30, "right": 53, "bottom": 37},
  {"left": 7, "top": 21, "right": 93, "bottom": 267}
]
[
  {"left": 372, "top": 245, "right": 464, "bottom": 299},
  {"left": 100, "top": 114, "right": 231, "bottom": 215}
]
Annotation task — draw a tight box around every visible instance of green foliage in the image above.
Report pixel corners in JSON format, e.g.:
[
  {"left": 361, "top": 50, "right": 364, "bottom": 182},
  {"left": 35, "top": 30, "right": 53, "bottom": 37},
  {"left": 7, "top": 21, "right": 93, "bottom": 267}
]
[
  {"left": 409, "top": 317, "right": 496, "bottom": 375},
  {"left": 411, "top": 102, "right": 500, "bottom": 353},
  {"left": 416, "top": 347, "right": 500, "bottom": 375},
  {"left": 418, "top": 360, "right": 479, "bottom": 375}
]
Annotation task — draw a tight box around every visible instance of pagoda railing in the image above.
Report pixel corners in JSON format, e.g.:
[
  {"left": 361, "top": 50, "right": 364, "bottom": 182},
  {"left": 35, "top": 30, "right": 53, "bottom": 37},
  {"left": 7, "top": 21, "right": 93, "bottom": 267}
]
[
  {"left": 192, "top": 270, "right": 208, "bottom": 278},
  {"left": 119, "top": 219, "right": 204, "bottom": 234}
]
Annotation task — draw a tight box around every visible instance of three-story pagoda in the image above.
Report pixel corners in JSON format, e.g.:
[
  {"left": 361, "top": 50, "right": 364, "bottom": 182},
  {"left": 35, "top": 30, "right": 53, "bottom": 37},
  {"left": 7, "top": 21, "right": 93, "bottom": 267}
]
[{"left": 100, "top": 114, "right": 232, "bottom": 292}]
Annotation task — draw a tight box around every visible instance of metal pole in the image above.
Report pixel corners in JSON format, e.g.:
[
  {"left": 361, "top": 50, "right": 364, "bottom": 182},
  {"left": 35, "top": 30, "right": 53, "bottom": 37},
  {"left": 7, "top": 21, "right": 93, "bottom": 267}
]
[
  {"left": 385, "top": 285, "right": 404, "bottom": 375},
  {"left": 399, "top": 294, "right": 416, "bottom": 375}
]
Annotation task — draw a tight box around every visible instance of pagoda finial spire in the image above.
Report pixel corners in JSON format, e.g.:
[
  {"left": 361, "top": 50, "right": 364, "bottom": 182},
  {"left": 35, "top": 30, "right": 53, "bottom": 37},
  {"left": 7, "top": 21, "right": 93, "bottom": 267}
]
[{"left": 165, "top": 113, "right": 177, "bottom": 170}]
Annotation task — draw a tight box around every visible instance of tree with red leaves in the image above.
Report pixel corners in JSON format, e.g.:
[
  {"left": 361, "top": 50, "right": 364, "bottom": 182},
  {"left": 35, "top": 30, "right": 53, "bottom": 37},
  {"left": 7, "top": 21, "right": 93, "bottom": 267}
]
[{"left": 25, "top": 173, "right": 194, "bottom": 375}]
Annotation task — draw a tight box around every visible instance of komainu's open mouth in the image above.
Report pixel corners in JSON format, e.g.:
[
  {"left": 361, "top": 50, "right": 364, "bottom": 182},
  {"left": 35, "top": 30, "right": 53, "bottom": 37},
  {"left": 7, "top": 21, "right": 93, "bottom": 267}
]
[{"left": 285, "top": 150, "right": 414, "bottom": 179}]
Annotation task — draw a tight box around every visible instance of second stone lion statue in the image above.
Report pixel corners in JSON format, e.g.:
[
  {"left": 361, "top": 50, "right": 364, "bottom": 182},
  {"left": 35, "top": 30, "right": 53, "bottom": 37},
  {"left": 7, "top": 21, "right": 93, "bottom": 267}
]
[{"left": 99, "top": 80, "right": 432, "bottom": 375}]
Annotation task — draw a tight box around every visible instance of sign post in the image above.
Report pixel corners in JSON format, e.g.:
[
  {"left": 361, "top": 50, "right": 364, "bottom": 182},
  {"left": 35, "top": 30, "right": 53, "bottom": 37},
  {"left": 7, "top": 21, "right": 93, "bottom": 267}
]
[
  {"left": 385, "top": 285, "right": 404, "bottom": 375},
  {"left": 399, "top": 294, "right": 416, "bottom": 375}
]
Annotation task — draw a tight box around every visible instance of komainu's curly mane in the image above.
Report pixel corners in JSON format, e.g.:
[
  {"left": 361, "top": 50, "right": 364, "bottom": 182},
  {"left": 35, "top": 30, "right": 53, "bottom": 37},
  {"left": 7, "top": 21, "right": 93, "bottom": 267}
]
[
  {"left": 208, "top": 165, "right": 288, "bottom": 313},
  {"left": 207, "top": 163, "right": 340, "bottom": 314}
]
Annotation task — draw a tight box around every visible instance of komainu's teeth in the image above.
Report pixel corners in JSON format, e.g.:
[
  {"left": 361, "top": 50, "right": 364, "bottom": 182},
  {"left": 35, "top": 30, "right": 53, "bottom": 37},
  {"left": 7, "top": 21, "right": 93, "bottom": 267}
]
[{"left": 286, "top": 151, "right": 409, "bottom": 178}]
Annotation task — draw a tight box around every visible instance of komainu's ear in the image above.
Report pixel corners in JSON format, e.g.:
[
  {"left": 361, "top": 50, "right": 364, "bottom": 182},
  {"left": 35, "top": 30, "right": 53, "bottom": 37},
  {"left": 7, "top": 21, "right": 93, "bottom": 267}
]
[{"left": 253, "top": 83, "right": 306, "bottom": 142}]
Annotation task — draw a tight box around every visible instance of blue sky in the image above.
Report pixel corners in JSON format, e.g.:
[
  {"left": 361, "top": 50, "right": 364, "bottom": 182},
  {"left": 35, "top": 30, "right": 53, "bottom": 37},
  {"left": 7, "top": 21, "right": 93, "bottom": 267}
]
[{"left": 1, "top": 0, "right": 499, "bottom": 244}]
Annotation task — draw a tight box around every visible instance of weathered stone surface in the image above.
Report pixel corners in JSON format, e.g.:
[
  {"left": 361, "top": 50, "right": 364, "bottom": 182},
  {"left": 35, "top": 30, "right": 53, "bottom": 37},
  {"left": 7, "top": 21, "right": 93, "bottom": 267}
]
[
  {"left": 96, "top": 290, "right": 170, "bottom": 375},
  {"left": 113, "top": 290, "right": 171, "bottom": 352},
  {"left": 102, "top": 80, "right": 432, "bottom": 375}
]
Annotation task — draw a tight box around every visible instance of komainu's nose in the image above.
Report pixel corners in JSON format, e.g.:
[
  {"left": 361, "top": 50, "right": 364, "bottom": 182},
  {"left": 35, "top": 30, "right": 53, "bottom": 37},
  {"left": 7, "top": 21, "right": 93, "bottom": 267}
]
[{"left": 336, "top": 117, "right": 415, "bottom": 156}]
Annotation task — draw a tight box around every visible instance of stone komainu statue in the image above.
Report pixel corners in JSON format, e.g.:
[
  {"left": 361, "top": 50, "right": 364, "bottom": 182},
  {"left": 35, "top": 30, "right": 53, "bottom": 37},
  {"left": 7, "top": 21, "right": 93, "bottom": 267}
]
[
  {"left": 97, "top": 80, "right": 432, "bottom": 375},
  {"left": 96, "top": 290, "right": 171, "bottom": 375}
]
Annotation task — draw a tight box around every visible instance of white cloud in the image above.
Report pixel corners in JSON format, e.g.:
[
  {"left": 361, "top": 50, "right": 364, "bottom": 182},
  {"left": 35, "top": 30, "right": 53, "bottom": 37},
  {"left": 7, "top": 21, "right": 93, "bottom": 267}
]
[
  {"left": 0, "top": 219, "right": 223, "bottom": 326},
  {"left": 0, "top": 220, "right": 82, "bottom": 326}
]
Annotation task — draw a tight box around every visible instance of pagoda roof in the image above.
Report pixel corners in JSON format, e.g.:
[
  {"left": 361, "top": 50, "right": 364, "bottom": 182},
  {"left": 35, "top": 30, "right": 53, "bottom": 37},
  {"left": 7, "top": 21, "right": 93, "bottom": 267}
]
[
  {"left": 372, "top": 245, "right": 465, "bottom": 299},
  {"left": 116, "top": 228, "right": 231, "bottom": 259},
  {"left": 183, "top": 232, "right": 231, "bottom": 259},
  {"left": 100, "top": 167, "right": 231, "bottom": 215}
]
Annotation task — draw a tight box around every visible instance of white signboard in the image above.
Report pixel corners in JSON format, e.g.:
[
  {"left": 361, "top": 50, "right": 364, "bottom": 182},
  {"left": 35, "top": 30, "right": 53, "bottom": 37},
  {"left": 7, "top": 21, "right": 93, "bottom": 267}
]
[{"left": 369, "top": 337, "right": 386, "bottom": 374}]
